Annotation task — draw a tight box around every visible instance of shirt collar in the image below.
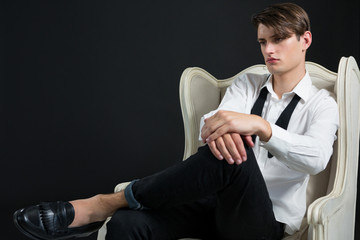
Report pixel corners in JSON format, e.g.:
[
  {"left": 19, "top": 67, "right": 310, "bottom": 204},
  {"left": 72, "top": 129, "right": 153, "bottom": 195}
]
[{"left": 261, "top": 71, "right": 312, "bottom": 102}]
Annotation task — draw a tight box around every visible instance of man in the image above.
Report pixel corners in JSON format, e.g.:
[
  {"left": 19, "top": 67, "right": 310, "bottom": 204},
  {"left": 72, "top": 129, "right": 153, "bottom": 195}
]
[{"left": 13, "top": 3, "right": 339, "bottom": 240}]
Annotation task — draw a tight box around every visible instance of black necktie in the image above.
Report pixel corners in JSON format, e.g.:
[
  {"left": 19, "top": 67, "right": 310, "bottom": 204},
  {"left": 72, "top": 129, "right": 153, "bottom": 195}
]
[{"left": 250, "top": 87, "right": 301, "bottom": 158}]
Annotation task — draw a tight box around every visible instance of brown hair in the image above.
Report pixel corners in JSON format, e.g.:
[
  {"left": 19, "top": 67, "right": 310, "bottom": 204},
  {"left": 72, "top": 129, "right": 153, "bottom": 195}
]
[{"left": 251, "top": 3, "right": 310, "bottom": 40}]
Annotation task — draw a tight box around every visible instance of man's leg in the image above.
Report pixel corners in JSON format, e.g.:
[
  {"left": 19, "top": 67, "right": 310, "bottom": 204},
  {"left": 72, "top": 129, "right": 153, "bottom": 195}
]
[
  {"left": 127, "top": 145, "right": 283, "bottom": 239},
  {"left": 106, "top": 196, "right": 217, "bottom": 240},
  {"left": 14, "top": 145, "right": 282, "bottom": 240}
]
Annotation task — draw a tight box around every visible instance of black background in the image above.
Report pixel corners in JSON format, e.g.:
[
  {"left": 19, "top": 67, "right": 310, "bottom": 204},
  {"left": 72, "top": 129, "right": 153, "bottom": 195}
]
[{"left": 2, "top": 0, "right": 359, "bottom": 239}]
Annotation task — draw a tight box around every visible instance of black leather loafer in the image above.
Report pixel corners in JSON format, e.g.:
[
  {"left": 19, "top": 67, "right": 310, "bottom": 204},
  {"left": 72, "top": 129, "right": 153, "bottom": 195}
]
[{"left": 13, "top": 201, "right": 104, "bottom": 240}]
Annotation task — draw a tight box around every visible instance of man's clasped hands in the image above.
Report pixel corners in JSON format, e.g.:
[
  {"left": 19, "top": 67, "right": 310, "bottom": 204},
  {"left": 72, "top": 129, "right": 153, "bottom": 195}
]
[{"left": 200, "top": 110, "right": 272, "bottom": 165}]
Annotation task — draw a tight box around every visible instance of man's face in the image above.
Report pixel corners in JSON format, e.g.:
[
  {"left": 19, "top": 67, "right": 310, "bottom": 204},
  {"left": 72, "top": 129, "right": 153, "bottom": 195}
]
[{"left": 257, "top": 24, "right": 309, "bottom": 77}]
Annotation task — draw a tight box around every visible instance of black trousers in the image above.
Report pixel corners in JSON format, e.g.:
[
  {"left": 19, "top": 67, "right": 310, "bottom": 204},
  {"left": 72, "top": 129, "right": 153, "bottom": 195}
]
[{"left": 105, "top": 145, "right": 284, "bottom": 240}]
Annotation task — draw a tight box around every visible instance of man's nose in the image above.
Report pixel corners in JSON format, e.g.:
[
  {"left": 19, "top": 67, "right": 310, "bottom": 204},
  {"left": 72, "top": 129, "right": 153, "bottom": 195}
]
[{"left": 264, "top": 43, "right": 275, "bottom": 54}]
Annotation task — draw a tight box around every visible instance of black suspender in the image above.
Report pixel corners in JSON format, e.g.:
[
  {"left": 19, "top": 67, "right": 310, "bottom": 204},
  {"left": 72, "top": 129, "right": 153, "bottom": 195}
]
[{"left": 250, "top": 87, "right": 301, "bottom": 158}]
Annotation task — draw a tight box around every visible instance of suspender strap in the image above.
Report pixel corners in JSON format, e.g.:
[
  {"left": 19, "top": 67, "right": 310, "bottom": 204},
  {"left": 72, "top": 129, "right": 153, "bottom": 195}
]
[
  {"left": 274, "top": 94, "right": 301, "bottom": 130},
  {"left": 250, "top": 87, "right": 301, "bottom": 158},
  {"left": 250, "top": 87, "right": 269, "bottom": 143}
]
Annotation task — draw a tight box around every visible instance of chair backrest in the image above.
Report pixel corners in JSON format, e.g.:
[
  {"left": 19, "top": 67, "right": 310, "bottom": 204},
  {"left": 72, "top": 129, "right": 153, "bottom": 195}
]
[{"left": 179, "top": 61, "right": 338, "bottom": 211}]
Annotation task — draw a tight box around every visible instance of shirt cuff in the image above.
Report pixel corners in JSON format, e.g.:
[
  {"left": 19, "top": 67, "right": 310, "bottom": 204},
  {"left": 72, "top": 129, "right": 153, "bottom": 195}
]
[
  {"left": 260, "top": 123, "right": 291, "bottom": 157},
  {"left": 198, "top": 117, "right": 205, "bottom": 141},
  {"left": 198, "top": 110, "right": 218, "bottom": 141}
]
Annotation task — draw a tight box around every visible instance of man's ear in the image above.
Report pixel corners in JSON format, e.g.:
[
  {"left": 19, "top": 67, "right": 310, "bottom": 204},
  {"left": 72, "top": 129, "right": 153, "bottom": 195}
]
[{"left": 302, "top": 31, "right": 312, "bottom": 51}]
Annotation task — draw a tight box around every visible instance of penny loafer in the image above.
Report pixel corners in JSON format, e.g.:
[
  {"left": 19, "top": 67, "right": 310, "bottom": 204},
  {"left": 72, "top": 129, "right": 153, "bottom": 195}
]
[{"left": 13, "top": 201, "right": 104, "bottom": 240}]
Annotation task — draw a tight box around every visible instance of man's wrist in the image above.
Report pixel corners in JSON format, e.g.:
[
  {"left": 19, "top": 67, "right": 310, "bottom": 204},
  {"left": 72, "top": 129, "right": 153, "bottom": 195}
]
[{"left": 255, "top": 116, "right": 272, "bottom": 142}]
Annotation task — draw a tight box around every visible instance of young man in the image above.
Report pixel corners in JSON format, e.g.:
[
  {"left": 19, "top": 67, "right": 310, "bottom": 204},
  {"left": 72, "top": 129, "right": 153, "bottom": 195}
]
[{"left": 14, "top": 3, "right": 339, "bottom": 240}]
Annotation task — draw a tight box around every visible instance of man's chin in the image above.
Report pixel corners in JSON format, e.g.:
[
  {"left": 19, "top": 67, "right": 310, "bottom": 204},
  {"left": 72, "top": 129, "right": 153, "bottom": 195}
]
[{"left": 265, "top": 65, "right": 280, "bottom": 75}]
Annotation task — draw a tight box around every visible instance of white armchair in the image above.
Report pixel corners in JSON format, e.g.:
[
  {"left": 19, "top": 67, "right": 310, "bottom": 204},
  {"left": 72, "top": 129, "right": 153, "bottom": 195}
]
[{"left": 98, "top": 57, "right": 360, "bottom": 240}]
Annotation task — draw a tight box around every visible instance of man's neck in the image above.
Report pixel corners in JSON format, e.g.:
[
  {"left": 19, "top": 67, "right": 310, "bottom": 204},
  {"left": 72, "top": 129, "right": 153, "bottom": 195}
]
[{"left": 272, "top": 66, "right": 306, "bottom": 99}]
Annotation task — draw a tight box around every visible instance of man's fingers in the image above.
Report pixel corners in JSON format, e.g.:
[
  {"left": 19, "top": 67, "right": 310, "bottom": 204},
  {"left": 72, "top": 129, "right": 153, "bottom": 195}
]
[
  {"left": 208, "top": 140, "right": 224, "bottom": 160},
  {"left": 231, "top": 133, "right": 247, "bottom": 162},
  {"left": 208, "top": 134, "right": 248, "bottom": 165},
  {"left": 206, "top": 125, "right": 229, "bottom": 143},
  {"left": 215, "top": 137, "right": 235, "bottom": 164},
  {"left": 223, "top": 134, "right": 242, "bottom": 165},
  {"left": 201, "top": 111, "right": 231, "bottom": 142},
  {"left": 243, "top": 135, "right": 254, "bottom": 148}
]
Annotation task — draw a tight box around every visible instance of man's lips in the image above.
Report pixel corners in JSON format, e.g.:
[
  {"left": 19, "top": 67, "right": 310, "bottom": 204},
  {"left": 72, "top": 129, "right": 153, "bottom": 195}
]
[{"left": 266, "top": 58, "right": 279, "bottom": 63}]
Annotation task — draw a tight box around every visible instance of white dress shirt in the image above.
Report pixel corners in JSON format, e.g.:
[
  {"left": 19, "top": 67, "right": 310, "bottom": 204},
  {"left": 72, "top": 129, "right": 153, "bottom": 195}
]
[{"left": 199, "top": 72, "right": 339, "bottom": 234}]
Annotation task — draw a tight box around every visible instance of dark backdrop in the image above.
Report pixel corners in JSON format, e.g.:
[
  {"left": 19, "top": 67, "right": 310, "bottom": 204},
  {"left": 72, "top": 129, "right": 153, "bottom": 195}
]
[{"left": 2, "top": 0, "right": 359, "bottom": 239}]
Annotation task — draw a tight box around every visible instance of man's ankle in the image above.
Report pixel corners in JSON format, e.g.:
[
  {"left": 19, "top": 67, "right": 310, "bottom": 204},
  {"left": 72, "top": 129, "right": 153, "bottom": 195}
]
[{"left": 95, "top": 191, "right": 128, "bottom": 217}]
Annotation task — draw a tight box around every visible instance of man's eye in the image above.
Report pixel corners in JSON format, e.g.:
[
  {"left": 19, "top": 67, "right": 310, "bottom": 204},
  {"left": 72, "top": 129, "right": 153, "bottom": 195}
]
[
  {"left": 275, "top": 38, "right": 283, "bottom": 43},
  {"left": 258, "top": 41, "right": 266, "bottom": 45}
]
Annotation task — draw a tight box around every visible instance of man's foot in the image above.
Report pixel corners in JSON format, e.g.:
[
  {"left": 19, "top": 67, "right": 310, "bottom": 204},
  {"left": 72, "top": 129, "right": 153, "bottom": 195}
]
[
  {"left": 13, "top": 201, "right": 105, "bottom": 240},
  {"left": 13, "top": 191, "right": 129, "bottom": 240}
]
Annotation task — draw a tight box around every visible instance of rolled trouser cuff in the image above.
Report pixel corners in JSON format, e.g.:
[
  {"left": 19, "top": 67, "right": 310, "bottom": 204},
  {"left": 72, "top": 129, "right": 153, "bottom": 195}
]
[{"left": 124, "top": 180, "right": 147, "bottom": 210}]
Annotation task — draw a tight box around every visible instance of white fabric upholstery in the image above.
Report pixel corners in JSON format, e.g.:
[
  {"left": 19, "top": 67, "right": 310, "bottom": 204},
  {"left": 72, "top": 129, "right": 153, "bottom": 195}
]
[{"left": 97, "top": 57, "right": 360, "bottom": 240}]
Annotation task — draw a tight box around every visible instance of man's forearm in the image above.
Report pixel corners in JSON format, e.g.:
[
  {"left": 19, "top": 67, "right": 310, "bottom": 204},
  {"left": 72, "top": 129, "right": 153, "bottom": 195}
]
[{"left": 201, "top": 111, "right": 272, "bottom": 144}]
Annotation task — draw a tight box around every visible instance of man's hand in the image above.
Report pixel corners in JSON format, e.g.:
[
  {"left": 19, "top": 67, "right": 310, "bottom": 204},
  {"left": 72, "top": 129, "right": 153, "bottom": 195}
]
[
  {"left": 201, "top": 110, "right": 272, "bottom": 144},
  {"left": 208, "top": 133, "right": 254, "bottom": 165}
]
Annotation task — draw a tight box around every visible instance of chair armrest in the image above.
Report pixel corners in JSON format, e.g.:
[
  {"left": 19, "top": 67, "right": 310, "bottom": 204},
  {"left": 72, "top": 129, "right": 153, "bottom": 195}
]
[
  {"left": 307, "top": 191, "right": 355, "bottom": 240},
  {"left": 307, "top": 56, "right": 360, "bottom": 240}
]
